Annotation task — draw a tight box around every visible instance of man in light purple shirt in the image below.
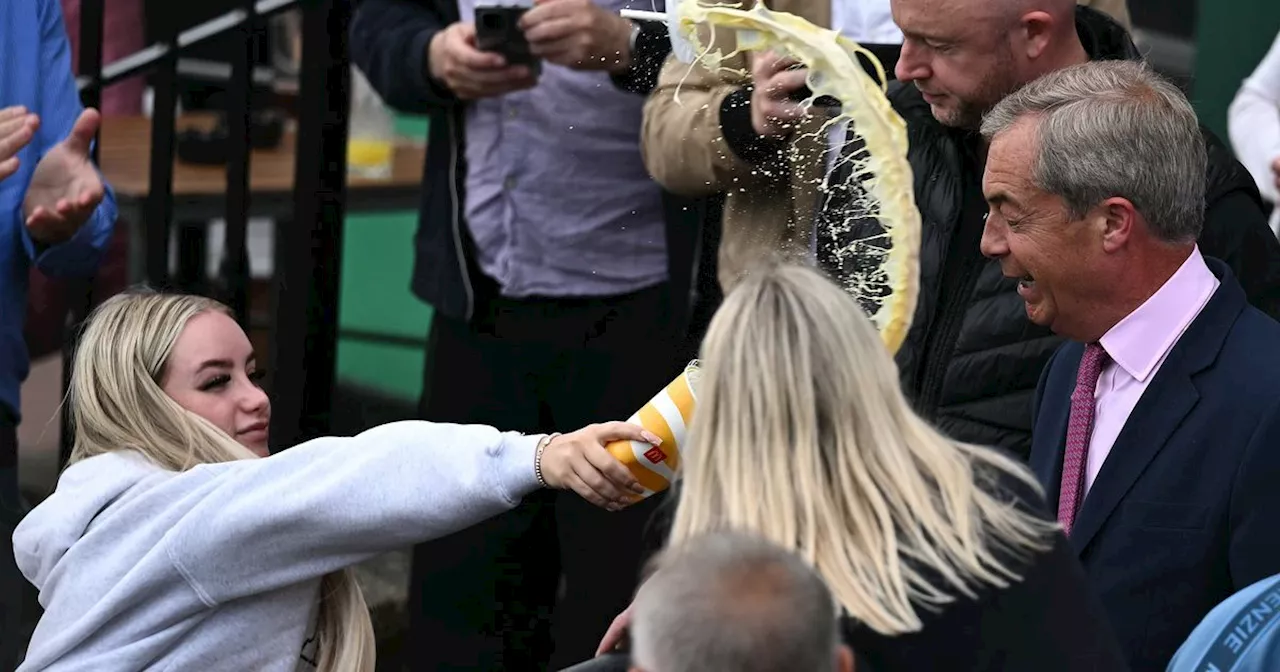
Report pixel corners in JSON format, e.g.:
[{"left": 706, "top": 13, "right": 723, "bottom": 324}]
[
  {"left": 350, "top": 0, "right": 690, "bottom": 669},
  {"left": 458, "top": 0, "right": 667, "bottom": 296},
  {"left": 981, "top": 61, "right": 1280, "bottom": 671}
]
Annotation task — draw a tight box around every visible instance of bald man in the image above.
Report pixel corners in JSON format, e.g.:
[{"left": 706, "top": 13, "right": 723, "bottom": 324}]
[{"left": 640, "top": 0, "right": 1279, "bottom": 458}]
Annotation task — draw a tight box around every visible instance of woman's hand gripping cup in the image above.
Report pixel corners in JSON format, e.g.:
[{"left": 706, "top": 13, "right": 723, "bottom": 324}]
[{"left": 539, "top": 422, "right": 660, "bottom": 511}]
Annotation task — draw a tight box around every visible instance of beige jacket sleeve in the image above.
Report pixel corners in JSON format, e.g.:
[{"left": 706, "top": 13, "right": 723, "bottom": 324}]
[
  {"left": 640, "top": 48, "right": 783, "bottom": 197},
  {"left": 1079, "top": 0, "right": 1131, "bottom": 30}
]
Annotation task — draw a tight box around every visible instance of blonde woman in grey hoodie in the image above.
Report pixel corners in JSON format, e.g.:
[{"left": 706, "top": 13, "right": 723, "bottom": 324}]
[{"left": 13, "top": 291, "right": 659, "bottom": 672}]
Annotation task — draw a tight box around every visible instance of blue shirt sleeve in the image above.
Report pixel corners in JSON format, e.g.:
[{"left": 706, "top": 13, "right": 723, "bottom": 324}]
[
  {"left": 1168, "top": 574, "right": 1280, "bottom": 672},
  {"left": 18, "top": 0, "right": 117, "bottom": 279}
]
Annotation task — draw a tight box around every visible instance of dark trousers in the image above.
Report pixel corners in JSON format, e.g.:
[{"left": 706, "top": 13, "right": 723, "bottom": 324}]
[{"left": 405, "top": 282, "right": 682, "bottom": 671}]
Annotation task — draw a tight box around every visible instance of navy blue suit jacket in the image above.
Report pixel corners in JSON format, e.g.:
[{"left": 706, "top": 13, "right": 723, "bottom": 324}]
[{"left": 1030, "top": 259, "right": 1280, "bottom": 672}]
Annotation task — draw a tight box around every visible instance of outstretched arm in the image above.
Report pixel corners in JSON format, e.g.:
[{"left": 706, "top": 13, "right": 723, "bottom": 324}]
[{"left": 165, "top": 421, "right": 653, "bottom": 606}]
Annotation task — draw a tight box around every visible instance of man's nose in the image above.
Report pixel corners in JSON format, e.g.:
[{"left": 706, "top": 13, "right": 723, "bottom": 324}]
[
  {"left": 979, "top": 212, "right": 1007, "bottom": 259},
  {"left": 895, "top": 41, "right": 929, "bottom": 82}
]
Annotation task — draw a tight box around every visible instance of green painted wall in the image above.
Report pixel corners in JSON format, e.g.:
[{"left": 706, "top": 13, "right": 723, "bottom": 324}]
[
  {"left": 336, "top": 335, "right": 427, "bottom": 400},
  {"left": 334, "top": 114, "right": 432, "bottom": 402},
  {"left": 1193, "top": 1, "right": 1280, "bottom": 139}
]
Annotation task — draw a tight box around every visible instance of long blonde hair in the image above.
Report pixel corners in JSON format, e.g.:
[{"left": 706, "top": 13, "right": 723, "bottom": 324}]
[
  {"left": 671, "top": 263, "right": 1056, "bottom": 635},
  {"left": 68, "top": 291, "right": 375, "bottom": 671}
]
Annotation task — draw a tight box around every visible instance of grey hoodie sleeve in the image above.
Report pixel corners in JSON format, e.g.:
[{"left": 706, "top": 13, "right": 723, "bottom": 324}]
[{"left": 162, "top": 421, "right": 542, "bottom": 607}]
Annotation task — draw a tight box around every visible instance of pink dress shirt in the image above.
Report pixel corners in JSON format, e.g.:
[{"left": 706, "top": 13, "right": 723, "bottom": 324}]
[{"left": 1084, "top": 247, "right": 1219, "bottom": 496}]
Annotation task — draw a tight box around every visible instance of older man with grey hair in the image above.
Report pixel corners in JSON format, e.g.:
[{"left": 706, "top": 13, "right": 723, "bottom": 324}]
[
  {"left": 980, "top": 60, "right": 1280, "bottom": 672},
  {"left": 623, "top": 533, "right": 853, "bottom": 672}
]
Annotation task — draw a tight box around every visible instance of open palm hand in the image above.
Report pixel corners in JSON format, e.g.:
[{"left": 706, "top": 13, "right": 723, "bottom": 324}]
[
  {"left": 0, "top": 106, "right": 39, "bottom": 181},
  {"left": 23, "top": 109, "right": 104, "bottom": 245}
]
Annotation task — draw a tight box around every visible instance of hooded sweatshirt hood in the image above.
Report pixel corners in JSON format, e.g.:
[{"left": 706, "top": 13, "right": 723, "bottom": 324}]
[{"left": 15, "top": 451, "right": 160, "bottom": 592}]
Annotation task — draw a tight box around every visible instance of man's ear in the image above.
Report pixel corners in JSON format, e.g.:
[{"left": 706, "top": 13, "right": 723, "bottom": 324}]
[
  {"left": 837, "top": 644, "right": 856, "bottom": 672},
  {"left": 1098, "top": 197, "right": 1138, "bottom": 254},
  {"left": 1018, "top": 10, "right": 1056, "bottom": 61}
]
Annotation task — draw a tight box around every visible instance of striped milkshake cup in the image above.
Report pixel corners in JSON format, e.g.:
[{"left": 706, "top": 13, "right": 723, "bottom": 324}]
[{"left": 606, "top": 361, "right": 700, "bottom": 502}]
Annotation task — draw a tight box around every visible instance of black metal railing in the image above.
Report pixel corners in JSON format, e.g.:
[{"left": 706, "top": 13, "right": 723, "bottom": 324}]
[
  {"left": 266, "top": 0, "right": 353, "bottom": 451},
  {"left": 60, "top": 0, "right": 107, "bottom": 466},
  {"left": 59, "top": 0, "right": 351, "bottom": 462}
]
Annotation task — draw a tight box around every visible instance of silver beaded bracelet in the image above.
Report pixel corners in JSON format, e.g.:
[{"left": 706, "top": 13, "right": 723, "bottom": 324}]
[{"left": 534, "top": 433, "right": 561, "bottom": 488}]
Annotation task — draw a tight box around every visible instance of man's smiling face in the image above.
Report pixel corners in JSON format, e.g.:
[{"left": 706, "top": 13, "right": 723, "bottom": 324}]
[{"left": 979, "top": 117, "right": 1106, "bottom": 339}]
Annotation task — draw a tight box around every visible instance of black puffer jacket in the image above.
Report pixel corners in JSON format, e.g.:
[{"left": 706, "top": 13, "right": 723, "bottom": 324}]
[{"left": 883, "top": 8, "right": 1280, "bottom": 458}]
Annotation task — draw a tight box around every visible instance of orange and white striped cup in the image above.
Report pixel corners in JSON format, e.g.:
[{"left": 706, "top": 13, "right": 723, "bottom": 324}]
[{"left": 607, "top": 361, "right": 700, "bottom": 502}]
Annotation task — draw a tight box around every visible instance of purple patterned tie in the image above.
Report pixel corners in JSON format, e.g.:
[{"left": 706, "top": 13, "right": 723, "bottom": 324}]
[{"left": 1058, "top": 343, "right": 1108, "bottom": 536}]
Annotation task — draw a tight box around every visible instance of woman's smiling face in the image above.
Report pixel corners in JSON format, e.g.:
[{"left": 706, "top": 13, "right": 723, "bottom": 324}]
[{"left": 159, "top": 311, "right": 271, "bottom": 456}]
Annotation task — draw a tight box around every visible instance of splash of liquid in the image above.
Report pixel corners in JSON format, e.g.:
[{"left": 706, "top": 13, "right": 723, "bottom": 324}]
[{"left": 670, "top": 1, "right": 921, "bottom": 354}]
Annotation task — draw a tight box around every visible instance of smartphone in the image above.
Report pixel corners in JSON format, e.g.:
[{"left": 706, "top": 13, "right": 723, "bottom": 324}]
[{"left": 474, "top": 5, "right": 541, "bottom": 73}]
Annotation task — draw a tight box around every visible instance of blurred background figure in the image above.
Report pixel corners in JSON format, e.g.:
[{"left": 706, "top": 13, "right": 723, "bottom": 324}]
[
  {"left": 628, "top": 533, "right": 855, "bottom": 672},
  {"left": 1229, "top": 30, "right": 1280, "bottom": 236}
]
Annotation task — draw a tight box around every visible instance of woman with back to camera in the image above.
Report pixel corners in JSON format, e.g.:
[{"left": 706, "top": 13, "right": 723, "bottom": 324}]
[
  {"left": 13, "top": 291, "right": 659, "bottom": 672},
  {"left": 583, "top": 262, "right": 1129, "bottom": 672}
]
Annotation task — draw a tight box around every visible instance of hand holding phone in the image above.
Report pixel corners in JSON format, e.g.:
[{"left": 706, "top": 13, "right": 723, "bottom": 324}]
[
  {"left": 475, "top": 4, "right": 541, "bottom": 73},
  {"left": 519, "top": 0, "right": 635, "bottom": 73},
  {"left": 428, "top": 21, "right": 537, "bottom": 100}
]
